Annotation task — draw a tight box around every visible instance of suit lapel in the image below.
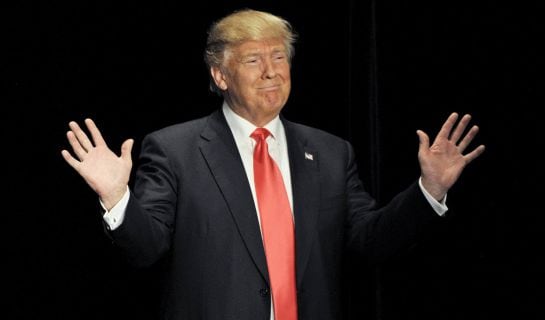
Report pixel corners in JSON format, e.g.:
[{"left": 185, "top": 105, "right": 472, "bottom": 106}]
[
  {"left": 198, "top": 111, "right": 270, "bottom": 284},
  {"left": 283, "top": 119, "right": 321, "bottom": 287}
]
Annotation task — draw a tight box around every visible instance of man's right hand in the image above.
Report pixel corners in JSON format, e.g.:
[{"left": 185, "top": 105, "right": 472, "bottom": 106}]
[{"left": 61, "top": 118, "right": 134, "bottom": 211}]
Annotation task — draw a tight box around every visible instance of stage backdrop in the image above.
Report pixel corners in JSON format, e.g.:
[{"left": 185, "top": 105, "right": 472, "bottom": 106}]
[{"left": 5, "top": 1, "right": 542, "bottom": 319}]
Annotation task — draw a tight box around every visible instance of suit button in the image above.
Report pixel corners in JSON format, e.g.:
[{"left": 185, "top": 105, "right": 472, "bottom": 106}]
[{"left": 259, "top": 288, "right": 270, "bottom": 297}]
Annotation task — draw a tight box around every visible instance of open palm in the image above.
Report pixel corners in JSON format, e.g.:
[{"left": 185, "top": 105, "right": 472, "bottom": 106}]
[
  {"left": 417, "top": 113, "right": 485, "bottom": 200},
  {"left": 61, "top": 119, "right": 134, "bottom": 210}
]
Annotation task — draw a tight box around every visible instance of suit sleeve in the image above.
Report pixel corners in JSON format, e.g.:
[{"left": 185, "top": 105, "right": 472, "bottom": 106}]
[
  {"left": 343, "top": 140, "right": 442, "bottom": 263},
  {"left": 109, "top": 133, "right": 178, "bottom": 268}
]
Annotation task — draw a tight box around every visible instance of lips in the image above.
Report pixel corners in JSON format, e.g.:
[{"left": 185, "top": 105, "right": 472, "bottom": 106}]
[{"left": 258, "top": 85, "right": 281, "bottom": 91}]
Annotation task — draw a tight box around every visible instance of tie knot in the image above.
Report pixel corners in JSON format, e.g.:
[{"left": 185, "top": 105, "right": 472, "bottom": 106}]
[{"left": 251, "top": 128, "right": 271, "bottom": 142}]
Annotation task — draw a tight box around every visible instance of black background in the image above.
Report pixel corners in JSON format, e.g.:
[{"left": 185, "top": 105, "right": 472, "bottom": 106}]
[{"left": 5, "top": 1, "right": 543, "bottom": 319}]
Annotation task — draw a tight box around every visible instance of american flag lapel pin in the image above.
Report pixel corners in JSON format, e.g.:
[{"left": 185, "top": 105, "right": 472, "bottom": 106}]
[{"left": 304, "top": 152, "right": 314, "bottom": 161}]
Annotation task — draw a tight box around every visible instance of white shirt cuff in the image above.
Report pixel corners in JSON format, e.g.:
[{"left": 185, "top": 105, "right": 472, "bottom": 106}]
[
  {"left": 101, "top": 187, "right": 130, "bottom": 231},
  {"left": 418, "top": 177, "right": 448, "bottom": 216}
]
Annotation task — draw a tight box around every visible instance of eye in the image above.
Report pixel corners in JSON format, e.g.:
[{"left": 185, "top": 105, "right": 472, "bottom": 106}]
[
  {"left": 272, "top": 53, "right": 287, "bottom": 61},
  {"left": 242, "top": 56, "right": 260, "bottom": 65}
]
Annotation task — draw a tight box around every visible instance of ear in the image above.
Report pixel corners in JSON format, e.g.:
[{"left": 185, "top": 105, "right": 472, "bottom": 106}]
[{"left": 210, "top": 66, "right": 228, "bottom": 91}]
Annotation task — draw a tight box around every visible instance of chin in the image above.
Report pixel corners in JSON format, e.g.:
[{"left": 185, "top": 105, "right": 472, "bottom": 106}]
[
  {"left": 263, "top": 100, "right": 285, "bottom": 112},
  {"left": 262, "top": 94, "right": 287, "bottom": 109}
]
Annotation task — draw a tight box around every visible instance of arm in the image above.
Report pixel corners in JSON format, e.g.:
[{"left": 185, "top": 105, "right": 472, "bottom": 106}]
[
  {"left": 62, "top": 119, "right": 174, "bottom": 267},
  {"left": 344, "top": 142, "right": 441, "bottom": 263},
  {"left": 345, "top": 113, "right": 485, "bottom": 262},
  {"left": 108, "top": 133, "right": 178, "bottom": 267}
]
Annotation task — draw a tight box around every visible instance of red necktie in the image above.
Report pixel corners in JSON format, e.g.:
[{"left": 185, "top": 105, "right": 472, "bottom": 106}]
[{"left": 251, "top": 128, "right": 298, "bottom": 320}]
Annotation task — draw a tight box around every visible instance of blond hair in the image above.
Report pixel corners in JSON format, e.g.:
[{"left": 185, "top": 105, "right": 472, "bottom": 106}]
[{"left": 204, "top": 9, "right": 297, "bottom": 93}]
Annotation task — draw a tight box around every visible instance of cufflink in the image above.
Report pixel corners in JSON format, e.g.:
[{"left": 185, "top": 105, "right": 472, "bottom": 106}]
[{"left": 304, "top": 152, "right": 314, "bottom": 160}]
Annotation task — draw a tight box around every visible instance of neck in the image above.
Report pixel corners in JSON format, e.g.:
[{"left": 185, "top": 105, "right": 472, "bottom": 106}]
[{"left": 226, "top": 104, "right": 279, "bottom": 128}]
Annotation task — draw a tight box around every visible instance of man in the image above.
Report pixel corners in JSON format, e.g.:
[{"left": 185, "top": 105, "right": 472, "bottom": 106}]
[{"left": 61, "top": 9, "right": 485, "bottom": 320}]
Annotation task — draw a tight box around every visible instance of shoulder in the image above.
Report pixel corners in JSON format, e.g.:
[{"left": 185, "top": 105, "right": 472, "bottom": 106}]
[
  {"left": 143, "top": 113, "right": 211, "bottom": 146},
  {"left": 283, "top": 119, "right": 350, "bottom": 149}
]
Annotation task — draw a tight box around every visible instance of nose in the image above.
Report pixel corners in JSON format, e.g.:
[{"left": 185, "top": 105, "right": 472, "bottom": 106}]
[{"left": 262, "top": 57, "right": 277, "bottom": 79}]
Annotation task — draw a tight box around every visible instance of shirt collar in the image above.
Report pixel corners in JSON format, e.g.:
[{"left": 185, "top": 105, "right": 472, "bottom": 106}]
[{"left": 222, "top": 101, "right": 283, "bottom": 142}]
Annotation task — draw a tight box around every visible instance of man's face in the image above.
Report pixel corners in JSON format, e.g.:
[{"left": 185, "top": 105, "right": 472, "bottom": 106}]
[{"left": 211, "top": 38, "right": 291, "bottom": 126}]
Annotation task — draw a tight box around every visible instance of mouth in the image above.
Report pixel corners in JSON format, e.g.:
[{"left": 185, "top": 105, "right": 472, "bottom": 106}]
[{"left": 258, "top": 85, "right": 281, "bottom": 91}]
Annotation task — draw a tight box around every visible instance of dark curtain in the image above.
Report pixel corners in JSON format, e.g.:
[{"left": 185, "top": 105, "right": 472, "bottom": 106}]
[
  {"left": 368, "top": 2, "right": 543, "bottom": 319},
  {"left": 5, "top": 1, "right": 543, "bottom": 319}
]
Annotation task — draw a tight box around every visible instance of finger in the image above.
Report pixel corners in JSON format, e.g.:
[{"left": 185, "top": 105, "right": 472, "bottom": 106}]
[
  {"left": 120, "top": 139, "right": 134, "bottom": 161},
  {"left": 61, "top": 149, "right": 81, "bottom": 171},
  {"left": 84, "top": 118, "right": 107, "bottom": 147},
  {"left": 457, "top": 125, "right": 479, "bottom": 153},
  {"left": 436, "top": 112, "right": 459, "bottom": 140},
  {"left": 416, "top": 129, "right": 430, "bottom": 153},
  {"left": 67, "top": 131, "right": 88, "bottom": 160},
  {"left": 464, "top": 145, "right": 486, "bottom": 164},
  {"left": 449, "top": 114, "right": 471, "bottom": 144},
  {"left": 69, "top": 121, "right": 94, "bottom": 151}
]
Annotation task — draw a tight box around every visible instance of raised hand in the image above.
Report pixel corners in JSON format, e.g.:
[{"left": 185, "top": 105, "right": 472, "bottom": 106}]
[
  {"left": 61, "top": 119, "right": 134, "bottom": 210},
  {"left": 416, "top": 113, "right": 485, "bottom": 201}
]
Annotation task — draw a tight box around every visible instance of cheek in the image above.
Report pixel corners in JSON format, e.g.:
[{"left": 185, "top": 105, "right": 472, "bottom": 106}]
[
  {"left": 281, "top": 69, "right": 291, "bottom": 86},
  {"left": 238, "top": 74, "right": 260, "bottom": 90},
  {"left": 282, "top": 75, "right": 291, "bottom": 92}
]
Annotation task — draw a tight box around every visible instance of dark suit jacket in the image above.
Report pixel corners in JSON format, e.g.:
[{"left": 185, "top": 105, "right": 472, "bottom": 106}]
[{"left": 109, "top": 109, "right": 441, "bottom": 319}]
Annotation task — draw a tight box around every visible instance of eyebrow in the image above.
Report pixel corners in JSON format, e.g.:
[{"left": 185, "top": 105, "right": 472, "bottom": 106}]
[{"left": 240, "top": 48, "right": 286, "bottom": 58}]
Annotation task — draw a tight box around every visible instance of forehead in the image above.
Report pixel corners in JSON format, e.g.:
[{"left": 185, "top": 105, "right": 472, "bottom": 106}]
[{"left": 231, "top": 38, "right": 286, "bottom": 55}]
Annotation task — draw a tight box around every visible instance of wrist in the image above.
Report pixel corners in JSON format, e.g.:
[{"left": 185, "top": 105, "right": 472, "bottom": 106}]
[
  {"left": 420, "top": 178, "right": 446, "bottom": 201},
  {"left": 100, "top": 186, "right": 128, "bottom": 211}
]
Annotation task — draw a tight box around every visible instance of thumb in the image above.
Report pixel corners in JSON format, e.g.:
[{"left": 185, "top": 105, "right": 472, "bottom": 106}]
[
  {"left": 120, "top": 139, "right": 134, "bottom": 161},
  {"left": 416, "top": 130, "right": 430, "bottom": 152}
]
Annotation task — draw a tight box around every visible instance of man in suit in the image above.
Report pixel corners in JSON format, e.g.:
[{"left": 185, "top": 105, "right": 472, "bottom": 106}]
[{"left": 61, "top": 9, "right": 485, "bottom": 320}]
